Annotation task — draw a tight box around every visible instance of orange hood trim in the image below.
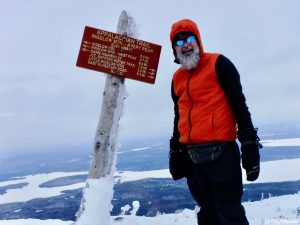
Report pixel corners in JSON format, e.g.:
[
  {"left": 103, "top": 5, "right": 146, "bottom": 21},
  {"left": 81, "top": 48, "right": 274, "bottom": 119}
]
[{"left": 170, "top": 19, "right": 204, "bottom": 55}]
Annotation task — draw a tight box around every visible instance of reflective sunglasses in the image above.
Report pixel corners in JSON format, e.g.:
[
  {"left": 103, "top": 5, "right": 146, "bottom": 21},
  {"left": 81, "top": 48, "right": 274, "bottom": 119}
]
[{"left": 175, "top": 35, "right": 196, "bottom": 47}]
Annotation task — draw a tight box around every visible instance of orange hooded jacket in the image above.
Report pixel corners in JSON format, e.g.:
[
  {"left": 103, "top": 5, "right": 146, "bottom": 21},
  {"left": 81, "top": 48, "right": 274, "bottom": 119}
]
[{"left": 170, "top": 19, "right": 237, "bottom": 144}]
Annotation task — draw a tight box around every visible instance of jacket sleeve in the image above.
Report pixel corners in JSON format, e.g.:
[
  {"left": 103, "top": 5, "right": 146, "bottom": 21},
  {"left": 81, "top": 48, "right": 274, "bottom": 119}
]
[
  {"left": 170, "top": 80, "right": 181, "bottom": 150},
  {"left": 215, "top": 54, "right": 254, "bottom": 131}
]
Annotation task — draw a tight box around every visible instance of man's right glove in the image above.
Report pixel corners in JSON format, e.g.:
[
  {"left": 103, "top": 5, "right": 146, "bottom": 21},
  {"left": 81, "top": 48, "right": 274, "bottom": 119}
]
[
  {"left": 169, "top": 139, "right": 192, "bottom": 180},
  {"left": 238, "top": 128, "right": 263, "bottom": 182}
]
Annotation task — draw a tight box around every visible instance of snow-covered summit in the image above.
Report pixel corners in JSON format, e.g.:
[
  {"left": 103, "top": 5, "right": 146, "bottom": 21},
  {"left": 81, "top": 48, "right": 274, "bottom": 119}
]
[{"left": 0, "top": 192, "right": 299, "bottom": 225}]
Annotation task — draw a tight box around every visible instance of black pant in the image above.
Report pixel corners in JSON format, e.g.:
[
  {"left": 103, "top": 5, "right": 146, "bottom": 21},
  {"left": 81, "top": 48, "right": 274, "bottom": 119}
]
[{"left": 186, "top": 142, "right": 249, "bottom": 225}]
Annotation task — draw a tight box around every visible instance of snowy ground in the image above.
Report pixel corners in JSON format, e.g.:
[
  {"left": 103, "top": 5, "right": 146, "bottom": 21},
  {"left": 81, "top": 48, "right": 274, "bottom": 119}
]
[{"left": 0, "top": 192, "right": 300, "bottom": 225}]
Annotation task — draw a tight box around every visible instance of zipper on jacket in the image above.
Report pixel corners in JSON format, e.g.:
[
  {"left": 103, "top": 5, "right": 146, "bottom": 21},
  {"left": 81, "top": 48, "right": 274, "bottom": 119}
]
[
  {"left": 187, "top": 70, "right": 194, "bottom": 143},
  {"left": 211, "top": 114, "right": 215, "bottom": 140}
]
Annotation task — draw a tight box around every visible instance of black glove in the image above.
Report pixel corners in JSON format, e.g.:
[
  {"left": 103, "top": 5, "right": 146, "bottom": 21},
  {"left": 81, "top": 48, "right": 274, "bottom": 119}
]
[
  {"left": 241, "top": 144, "right": 260, "bottom": 181},
  {"left": 238, "top": 128, "right": 263, "bottom": 182},
  {"left": 169, "top": 139, "right": 192, "bottom": 180}
]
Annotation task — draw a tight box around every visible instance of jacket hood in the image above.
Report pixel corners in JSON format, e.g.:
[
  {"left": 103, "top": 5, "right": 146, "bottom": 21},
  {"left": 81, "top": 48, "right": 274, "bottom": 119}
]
[{"left": 170, "top": 19, "right": 204, "bottom": 56}]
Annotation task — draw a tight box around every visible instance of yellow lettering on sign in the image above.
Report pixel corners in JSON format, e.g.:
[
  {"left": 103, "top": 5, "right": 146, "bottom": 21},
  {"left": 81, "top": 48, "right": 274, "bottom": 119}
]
[
  {"left": 137, "top": 40, "right": 150, "bottom": 48},
  {"left": 125, "top": 61, "right": 135, "bottom": 68},
  {"left": 142, "top": 47, "right": 153, "bottom": 53},
  {"left": 92, "top": 34, "right": 113, "bottom": 42},
  {"left": 123, "top": 37, "right": 136, "bottom": 44},
  {"left": 126, "top": 43, "right": 138, "bottom": 51}
]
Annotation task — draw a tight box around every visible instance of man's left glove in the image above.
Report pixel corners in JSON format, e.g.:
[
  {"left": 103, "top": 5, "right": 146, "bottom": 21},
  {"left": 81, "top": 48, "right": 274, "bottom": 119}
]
[
  {"left": 241, "top": 144, "right": 260, "bottom": 181},
  {"left": 238, "top": 128, "right": 263, "bottom": 182},
  {"left": 169, "top": 139, "right": 192, "bottom": 180}
]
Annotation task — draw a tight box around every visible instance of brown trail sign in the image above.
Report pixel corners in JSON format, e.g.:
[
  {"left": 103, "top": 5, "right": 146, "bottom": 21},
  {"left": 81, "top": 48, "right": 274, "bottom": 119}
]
[{"left": 76, "top": 26, "right": 161, "bottom": 84}]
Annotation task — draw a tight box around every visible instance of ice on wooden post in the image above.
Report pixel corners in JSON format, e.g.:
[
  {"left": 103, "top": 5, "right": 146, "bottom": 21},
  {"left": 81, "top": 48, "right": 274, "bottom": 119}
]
[{"left": 74, "top": 11, "right": 137, "bottom": 225}]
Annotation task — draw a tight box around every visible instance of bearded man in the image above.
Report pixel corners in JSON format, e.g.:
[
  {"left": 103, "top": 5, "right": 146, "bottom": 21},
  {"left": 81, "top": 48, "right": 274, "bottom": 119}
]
[{"left": 168, "top": 19, "right": 262, "bottom": 225}]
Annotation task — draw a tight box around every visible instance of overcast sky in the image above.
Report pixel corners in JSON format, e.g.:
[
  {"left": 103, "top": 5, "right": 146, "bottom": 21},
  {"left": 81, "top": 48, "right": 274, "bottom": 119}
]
[{"left": 0, "top": 0, "right": 300, "bottom": 155}]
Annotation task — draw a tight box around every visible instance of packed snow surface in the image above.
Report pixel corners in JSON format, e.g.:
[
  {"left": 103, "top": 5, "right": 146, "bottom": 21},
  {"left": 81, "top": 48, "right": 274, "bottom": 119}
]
[{"left": 0, "top": 192, "right": 300, "bottom": 225}]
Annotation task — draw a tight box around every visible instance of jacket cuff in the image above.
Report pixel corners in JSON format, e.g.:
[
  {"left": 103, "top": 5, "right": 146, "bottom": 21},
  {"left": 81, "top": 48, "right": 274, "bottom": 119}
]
[{"left": 238, "top": 128, "right": 263, "bottom": 149}]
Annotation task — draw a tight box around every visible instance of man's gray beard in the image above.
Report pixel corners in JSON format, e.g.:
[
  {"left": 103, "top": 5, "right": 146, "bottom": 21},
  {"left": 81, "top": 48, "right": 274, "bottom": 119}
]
[{"left": 177, "top": 46, "right": 200, "bottom": 70}]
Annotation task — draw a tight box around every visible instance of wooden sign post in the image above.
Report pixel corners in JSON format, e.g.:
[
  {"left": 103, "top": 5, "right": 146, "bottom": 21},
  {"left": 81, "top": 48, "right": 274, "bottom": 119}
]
[{"left": 74, "top": 11, "right": 161, "bottom": 225}]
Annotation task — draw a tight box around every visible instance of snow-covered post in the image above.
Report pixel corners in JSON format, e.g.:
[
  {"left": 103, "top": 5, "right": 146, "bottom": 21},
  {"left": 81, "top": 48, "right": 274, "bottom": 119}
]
[{"left": 75, "top": 11, "right": 137, "bottom": 225}]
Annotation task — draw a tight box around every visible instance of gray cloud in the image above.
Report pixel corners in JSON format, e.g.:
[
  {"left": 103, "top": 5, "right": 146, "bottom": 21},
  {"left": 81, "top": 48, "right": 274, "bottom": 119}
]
[{"left": 1, "top": 0, "right": 300, "bottom": 154}]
